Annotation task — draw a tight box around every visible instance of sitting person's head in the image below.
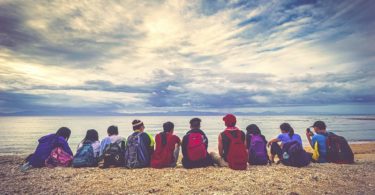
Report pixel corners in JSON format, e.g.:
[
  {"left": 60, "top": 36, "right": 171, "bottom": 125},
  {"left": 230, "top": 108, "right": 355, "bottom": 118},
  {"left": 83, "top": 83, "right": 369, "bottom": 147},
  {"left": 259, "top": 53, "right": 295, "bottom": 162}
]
[
  {"left": 107, "top": 125, "right": 118, "bottom": 136},
  {"left": 84, "top": 129, "right": 99, "bottom": 142},
  {"left": 280, "top": 123, "right": 295, "bottom": 138},
  {"left": 132, "top": 119, "right": 145, "bottom": 131},
  {"left": 312, "top": 121, "right": 326, "bottom": 133},
  {"left": 190, "top": 118, "right": 201, "bottom": 130},
  {"left": 246, "top": 124, "right": 261, "bottom": 135},
  {"left": 163, "top": 121, "right": 174, "bottom": 134},
  {"left": 56, "top": 127, "right": 71, "bottom": 141},
  {"left": 223, "top": 114, "right": 236, "bottom": 127}
]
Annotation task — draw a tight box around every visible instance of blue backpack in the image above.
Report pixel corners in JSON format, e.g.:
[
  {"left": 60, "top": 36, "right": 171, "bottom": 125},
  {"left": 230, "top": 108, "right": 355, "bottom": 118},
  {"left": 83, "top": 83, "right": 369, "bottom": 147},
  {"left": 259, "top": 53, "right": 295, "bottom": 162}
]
[
  {"left": 281, "top": 141, "right": 310, "bottom": 167},
  {"left": 124, "top": 132, "right": 150, "bottom": 168},
  {"left": 72, "top": 142, "right": 97, "bottom": 168}
]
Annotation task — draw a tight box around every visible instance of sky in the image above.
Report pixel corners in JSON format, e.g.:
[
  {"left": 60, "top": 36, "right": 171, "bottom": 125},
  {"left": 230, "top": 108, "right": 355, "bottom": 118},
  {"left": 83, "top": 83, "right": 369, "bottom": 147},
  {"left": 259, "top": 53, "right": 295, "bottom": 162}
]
[{"left": 0, "top": 0, "right": 374, "bottom": 115}]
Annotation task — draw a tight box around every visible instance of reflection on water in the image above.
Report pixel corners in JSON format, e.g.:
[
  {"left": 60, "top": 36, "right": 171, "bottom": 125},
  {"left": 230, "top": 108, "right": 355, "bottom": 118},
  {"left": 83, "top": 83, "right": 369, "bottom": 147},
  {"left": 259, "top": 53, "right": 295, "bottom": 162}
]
[{"left": 0, "top": 115, "right": 374, "bottom": 155}]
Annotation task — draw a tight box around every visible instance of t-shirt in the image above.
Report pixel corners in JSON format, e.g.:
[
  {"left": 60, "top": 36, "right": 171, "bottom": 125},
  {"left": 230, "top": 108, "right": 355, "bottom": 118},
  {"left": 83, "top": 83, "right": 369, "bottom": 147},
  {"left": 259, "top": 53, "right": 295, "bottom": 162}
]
[
  {"left": 78, "top": 141, "right": 101, "bottom": 157},
  {"left": 277, "top": 133, "right": 302, "bottom": 145},
  {"left": 311, "top": 133, "right": 327, "bottom": 163},
  {"left": 151, "top": 132, "right": 181, "bottom": 167}
]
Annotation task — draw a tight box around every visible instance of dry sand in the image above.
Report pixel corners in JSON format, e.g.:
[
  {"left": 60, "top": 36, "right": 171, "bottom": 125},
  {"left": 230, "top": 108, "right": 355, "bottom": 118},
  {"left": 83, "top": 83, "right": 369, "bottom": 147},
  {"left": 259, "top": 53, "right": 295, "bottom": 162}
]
[{"left": 0, "top": 143, "right": 374, "bottom": 195}]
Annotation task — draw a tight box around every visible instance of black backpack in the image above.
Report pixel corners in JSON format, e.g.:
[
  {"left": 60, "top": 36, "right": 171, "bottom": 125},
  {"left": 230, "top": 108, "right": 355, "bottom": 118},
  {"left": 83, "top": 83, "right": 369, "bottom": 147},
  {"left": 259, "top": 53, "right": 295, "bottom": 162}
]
[
  {"left": 281, "top": 141, "right": 310, "bottom": 167},
  {"left": 326, "top": 133, "right": 354, "bottom": 164},
  {"left": 101, "top": 141, "right": 125, "bottom": 168}
]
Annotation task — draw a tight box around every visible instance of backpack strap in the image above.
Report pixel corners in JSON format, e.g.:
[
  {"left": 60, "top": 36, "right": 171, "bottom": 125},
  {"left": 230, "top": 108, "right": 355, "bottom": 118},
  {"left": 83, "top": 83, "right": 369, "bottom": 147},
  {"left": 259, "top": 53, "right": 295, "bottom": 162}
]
[{"left": 224, "top": 130, "right": 242, "bottom": 142}]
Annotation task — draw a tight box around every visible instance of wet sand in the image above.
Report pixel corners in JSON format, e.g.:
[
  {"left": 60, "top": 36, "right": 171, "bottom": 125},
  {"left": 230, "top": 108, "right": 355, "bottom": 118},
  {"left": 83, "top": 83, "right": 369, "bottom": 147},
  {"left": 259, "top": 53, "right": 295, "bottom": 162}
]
[{"left": 0, "top": 143, "right": 374, "bottom": 194}]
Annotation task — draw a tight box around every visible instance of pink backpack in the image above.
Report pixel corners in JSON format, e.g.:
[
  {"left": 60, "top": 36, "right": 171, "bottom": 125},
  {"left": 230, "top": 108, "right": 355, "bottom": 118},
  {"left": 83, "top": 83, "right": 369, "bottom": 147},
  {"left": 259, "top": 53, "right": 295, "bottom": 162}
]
[{"left": 45, "top": 147, "right": 73, "bottom": 167}]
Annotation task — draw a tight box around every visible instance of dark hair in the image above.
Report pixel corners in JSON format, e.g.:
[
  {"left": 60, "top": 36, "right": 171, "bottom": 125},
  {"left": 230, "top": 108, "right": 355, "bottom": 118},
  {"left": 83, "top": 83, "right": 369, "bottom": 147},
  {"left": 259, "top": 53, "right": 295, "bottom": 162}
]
[
  {"left": 161, "top": 122, "right": 174, "bottom": 146},
  {"left": 132, "top": 119, "right": 144, "bottom": 131},
  {"left": 190, "top": 118, "right": 201, "bottom": 129},
  {"left": 78, "top": 129, "right": 99, "bottom": 149},
  {"left": 56, "top": 127, "right": 71, "bottom": 140},
  {"left": 246, "top": 124, "right": 261, "bottom": 135},
  {"left": 163, "top": 121, "right": 174, "bottom": 133},
  {"left": 107, "top": 125, "right": 118, "bottom": 135},
  {"left": 313, "top": 121, "right": 326, "bottom": 130},
  {"left": 280, "top": 123, "right": 294, "bottom": 139}
]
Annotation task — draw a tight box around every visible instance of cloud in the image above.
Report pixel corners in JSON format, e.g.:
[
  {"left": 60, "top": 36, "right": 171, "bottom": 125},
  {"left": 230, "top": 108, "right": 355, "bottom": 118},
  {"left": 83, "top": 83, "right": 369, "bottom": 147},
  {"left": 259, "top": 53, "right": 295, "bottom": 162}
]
[{"left": 0, "top": 0, "right": 374, "bottom": 114}]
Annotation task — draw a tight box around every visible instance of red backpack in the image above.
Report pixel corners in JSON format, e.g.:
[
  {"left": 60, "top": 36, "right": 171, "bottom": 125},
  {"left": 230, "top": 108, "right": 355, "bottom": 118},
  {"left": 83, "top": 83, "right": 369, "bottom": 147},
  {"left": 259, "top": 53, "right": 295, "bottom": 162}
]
[
  {"left": 187, "top": 132, "right": 207, "bottom": 161},
  {"left": 224, "top": 130, "right": 248, "bottom": 170},
  {"left": 151, "top": 133, "right": 175, "bottom": 168}
]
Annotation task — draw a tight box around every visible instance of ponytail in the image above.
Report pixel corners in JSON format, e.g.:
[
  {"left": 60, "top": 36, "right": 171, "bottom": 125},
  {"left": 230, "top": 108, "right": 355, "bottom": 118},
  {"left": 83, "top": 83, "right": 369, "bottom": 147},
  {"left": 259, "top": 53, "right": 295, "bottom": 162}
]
[
  {"left": 280, "top": 123, "right": 294, "bottom": 139},
  {"left": 161, "top": 132, "right": 167, "bottom": 146}
]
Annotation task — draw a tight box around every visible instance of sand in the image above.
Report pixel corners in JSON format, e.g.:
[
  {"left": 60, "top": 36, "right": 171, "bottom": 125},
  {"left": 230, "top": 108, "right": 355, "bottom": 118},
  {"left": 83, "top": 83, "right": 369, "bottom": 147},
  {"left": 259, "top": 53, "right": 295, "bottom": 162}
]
[{"left": 0, "top": 143, "right": 374, "bottom": 195}]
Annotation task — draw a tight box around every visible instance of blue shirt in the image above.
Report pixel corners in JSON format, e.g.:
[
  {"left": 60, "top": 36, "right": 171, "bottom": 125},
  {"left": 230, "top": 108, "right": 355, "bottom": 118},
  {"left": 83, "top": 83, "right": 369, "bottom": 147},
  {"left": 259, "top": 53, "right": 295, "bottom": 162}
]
[
  {"left": 311, "top": 133, "right": 328, "bottom": 163},
  {"left": 277, "top": 133, "right": 302, "bottom": 145}
]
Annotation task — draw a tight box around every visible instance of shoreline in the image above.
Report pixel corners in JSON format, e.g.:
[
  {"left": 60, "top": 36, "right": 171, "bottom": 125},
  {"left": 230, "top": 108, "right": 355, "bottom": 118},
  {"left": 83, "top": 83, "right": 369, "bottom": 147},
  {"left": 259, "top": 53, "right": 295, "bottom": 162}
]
[{"left": 0, "top": 143, "right": 374, "bottom": 194}]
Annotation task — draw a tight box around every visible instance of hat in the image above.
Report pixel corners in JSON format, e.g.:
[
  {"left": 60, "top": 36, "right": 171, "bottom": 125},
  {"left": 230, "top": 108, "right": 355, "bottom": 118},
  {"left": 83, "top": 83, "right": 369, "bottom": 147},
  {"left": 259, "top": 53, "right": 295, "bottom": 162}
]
[
  {"left": 223, "top": 114, "right": 236, "bottom": 127},
  {"left": 312, "top": 121, "right": 326, "bottom": 130}
]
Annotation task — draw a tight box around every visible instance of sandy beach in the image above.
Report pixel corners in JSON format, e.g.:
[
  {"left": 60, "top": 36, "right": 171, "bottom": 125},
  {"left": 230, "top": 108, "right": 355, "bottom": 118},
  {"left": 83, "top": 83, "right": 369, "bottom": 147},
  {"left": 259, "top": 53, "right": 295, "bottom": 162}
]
[{"left": 0, "top": 142, "right": 374, "bottom": 195}]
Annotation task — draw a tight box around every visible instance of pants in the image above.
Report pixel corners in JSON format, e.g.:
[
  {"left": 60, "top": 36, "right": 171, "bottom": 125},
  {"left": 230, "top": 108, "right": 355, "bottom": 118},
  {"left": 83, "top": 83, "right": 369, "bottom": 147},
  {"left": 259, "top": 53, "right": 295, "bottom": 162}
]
[
  {"left": 182, "top": 153, "right": 214, "bottom": 169},
  {"left": 270, "top": 142, "right": 283, "bottom": 160},
  {"left": 210, "top": 152, "right": 228, "bottom": 167}
]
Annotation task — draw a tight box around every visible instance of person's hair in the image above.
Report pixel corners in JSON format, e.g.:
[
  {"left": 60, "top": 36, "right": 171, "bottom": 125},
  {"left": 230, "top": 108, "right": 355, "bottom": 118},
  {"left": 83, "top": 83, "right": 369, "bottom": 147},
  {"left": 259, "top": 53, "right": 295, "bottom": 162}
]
[
  {"left": 313, "top": 121, "right": 326, "bottom": 130},
  {"left": 132, "top": 119, "right": 144, "bottom": 131},
  {"left": 246, "top": 124, "right": 261, "bottom": 135},
  {"left": 107, "top": 125, "right": 118, "bottom": 136},
  {"left": 78, "top": 129, "right": 99, "bottom": 149},
  {"left": 161, "top": 122, "right": 174, "bottom": 146},
  {"left": 163, "top": 121, "right": 174, "bottom": 133},
  {"left": 56, "top": 127, "right": 71, "bottom": 141},
  {"left": 190, "top": 118, "right": 201, "bottom": 129},
  {"left": 280, "top": 123, "right": 294, "bottom": 139}
]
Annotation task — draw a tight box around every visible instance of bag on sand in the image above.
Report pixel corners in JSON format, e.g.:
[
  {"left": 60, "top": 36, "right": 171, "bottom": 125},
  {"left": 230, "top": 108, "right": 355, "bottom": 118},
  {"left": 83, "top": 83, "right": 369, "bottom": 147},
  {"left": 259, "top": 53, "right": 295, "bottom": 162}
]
[
  {"left": 101, "top": 141, "right": 125, "bottom": 168},
  {"left": 281, "top": 141, "right": 310, "bottom": 167},
  {"left": 72, "top": 142, "right": 97, "bottom": 168},
  {"left": 186, "top": 132, "right": 207, "bottom": 161},
  {"left": 45, "top": 147, "right": 73, "bottom": 167},
  {"left": 225, "top": 130, "right": 247, "bottom": 170},
  {"left": 248, "top": 135, "right": 268, "bottom": 165},
  {"left": 124, "top": 132, "right": 150, "bottom": 168},
  {"left": 326, "top": 133, "right": 354, "bottom": 164}
]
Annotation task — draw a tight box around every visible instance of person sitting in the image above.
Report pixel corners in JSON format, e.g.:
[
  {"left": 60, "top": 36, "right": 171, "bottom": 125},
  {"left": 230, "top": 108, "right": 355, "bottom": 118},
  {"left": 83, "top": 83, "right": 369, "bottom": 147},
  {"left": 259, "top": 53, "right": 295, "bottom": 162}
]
[
  {"left": 21, "top": 127, "right": 73, "bottom": 171},
  {"left": 151, "top": 121, "right": 181, "bottom": 168},
  {"left": 72, "top": 129, "right": 100, "bottom": 167},
  {"left": 212, "top": 114, "right": 247, "bottom": 170},
  {"left": 98, "top": 125, "right": 125, "bottom": 168},
  {"left": 181, "top": 118, "right": 214, "bottom": 169},
  {"left": 306, "top": 121, "right": 328, "bottom": 163},
  {"left": 246, "top": 124, "right": 269, "bottom": 165},
  {"left": 124, "top": 120, "right": 155, "bottom": 168},
  {"left": 267, "top": 123, "right": 302, "bottom": 163}
]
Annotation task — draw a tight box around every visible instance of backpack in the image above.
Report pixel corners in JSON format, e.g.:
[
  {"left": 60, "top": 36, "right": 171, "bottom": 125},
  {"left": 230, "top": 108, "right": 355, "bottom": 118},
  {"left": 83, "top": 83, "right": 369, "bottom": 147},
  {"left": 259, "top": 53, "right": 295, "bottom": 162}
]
[
  {"left": 151, "top": 133, "right": 175, "bottom": 168},
  {"left": 326, "top": 133, "right": 354, "bottom": 164},
  {"left": 186, "top": 132, "right": 207, "bottom": 161},
  {"left": 224, "top": 130, "right": 248, "bottom": 170},
  {"left": 72, "top": 142, "right": 97, "bottom": 168},
  {"left": 281, "top": 141, "right": 310, "bottom": 167},
  {"left": 124, "top": 132, "right": 150, "bottom": 168},
  {"left": 102, "top": 141, "right": 125, "bottom": 168},
  {"left": 45, "top": 147, "right": 73, "bottom": 167},
  {"left": 248, "top": 134, "right": 268, "bottom": 165}
]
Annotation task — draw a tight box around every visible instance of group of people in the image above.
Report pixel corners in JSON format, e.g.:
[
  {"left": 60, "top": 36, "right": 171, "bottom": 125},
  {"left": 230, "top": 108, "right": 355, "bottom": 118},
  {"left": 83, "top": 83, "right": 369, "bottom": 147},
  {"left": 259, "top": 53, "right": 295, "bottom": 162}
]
[{"left": 21, "top": 114, "right": 354, "bottom": 171}]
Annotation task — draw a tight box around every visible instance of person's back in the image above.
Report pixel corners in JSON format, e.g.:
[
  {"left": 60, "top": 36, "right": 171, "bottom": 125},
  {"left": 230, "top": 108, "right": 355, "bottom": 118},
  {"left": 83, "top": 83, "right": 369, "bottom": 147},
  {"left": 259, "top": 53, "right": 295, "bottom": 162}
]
[
  {"left": 99, "top": 125, "right": 125, "bottom": 168},
  {"left": 73, "top": 129, "right": 100, "bottom": 168},
  {"left": 311, "top": 133, "right": 327, "bottom": 163},
  {"left": 22, "top": 127, "right": 73, "bottom": 170},
  {"left": 277, "top": 133, "right": 302, "bottom": 145},
  {"left": 246, "top": 124, "right": 269, "bottom": 165},
  {"left": 181, "top": 118, "right": 213, "bottom": 169},
  {"left": 124, "top": 120, "right": 155, "bottom": 168}
]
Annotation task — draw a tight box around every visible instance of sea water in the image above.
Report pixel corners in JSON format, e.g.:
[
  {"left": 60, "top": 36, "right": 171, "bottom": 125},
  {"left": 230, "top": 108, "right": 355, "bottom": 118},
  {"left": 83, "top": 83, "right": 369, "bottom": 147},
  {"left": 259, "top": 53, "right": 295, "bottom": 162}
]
[{"left": 0, "top": 115, "right": 374, "bottom": 155}]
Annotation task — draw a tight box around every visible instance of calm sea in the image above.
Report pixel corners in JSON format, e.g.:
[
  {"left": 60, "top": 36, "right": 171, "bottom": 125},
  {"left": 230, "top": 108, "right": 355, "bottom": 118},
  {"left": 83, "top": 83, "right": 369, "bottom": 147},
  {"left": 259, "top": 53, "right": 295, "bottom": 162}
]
[{"left": 0, "top": 115, "right": 374, "bottom": 155}]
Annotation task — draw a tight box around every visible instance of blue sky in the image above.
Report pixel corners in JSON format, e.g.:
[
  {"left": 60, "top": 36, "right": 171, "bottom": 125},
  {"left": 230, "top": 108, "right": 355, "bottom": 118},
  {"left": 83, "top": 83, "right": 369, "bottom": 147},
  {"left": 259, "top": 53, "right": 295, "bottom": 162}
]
[{"left": 0, "top": 0, "right": 374, "bottom": 115}]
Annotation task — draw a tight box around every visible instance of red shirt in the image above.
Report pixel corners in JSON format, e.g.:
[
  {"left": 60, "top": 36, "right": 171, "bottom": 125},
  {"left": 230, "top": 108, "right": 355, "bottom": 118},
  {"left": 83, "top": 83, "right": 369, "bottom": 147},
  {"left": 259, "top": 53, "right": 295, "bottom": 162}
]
[{"left": 151, "top": 132, "right": 181, "bottom": 168}]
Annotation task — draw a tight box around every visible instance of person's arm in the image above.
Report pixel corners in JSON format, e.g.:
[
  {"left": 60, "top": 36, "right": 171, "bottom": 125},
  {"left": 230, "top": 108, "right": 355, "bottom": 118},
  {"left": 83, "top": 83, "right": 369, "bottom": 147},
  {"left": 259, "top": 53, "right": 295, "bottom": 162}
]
[
  {"left": 218, "top": 133, "right": 224, "bottom": 157},
  {"left": 267, "top": 138, "right": 280, "bottom": 148},
  {"left": 306, "top": 129, "right": 313, "bottom": 148},
  {"left": 181, "top": 135, "right": 188, "bottom": 157},
  {"left": 61, "top": 141, "right": 73, "bottom": 156}
]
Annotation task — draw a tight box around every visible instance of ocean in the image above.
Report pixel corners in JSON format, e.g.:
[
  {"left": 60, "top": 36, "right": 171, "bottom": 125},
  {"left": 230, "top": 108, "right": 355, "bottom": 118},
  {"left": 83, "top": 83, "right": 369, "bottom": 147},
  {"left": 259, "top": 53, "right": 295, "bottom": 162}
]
[{"left": 0, "top": 115, "right": 374, "bottom": 155}]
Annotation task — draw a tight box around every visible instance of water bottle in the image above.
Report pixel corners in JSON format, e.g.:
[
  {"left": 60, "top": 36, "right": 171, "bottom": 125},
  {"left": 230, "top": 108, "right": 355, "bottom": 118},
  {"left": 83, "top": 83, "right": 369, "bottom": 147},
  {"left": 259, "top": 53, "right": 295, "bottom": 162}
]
[{"left": 283, "top": 152, "right": 289, "bottom": 160}]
